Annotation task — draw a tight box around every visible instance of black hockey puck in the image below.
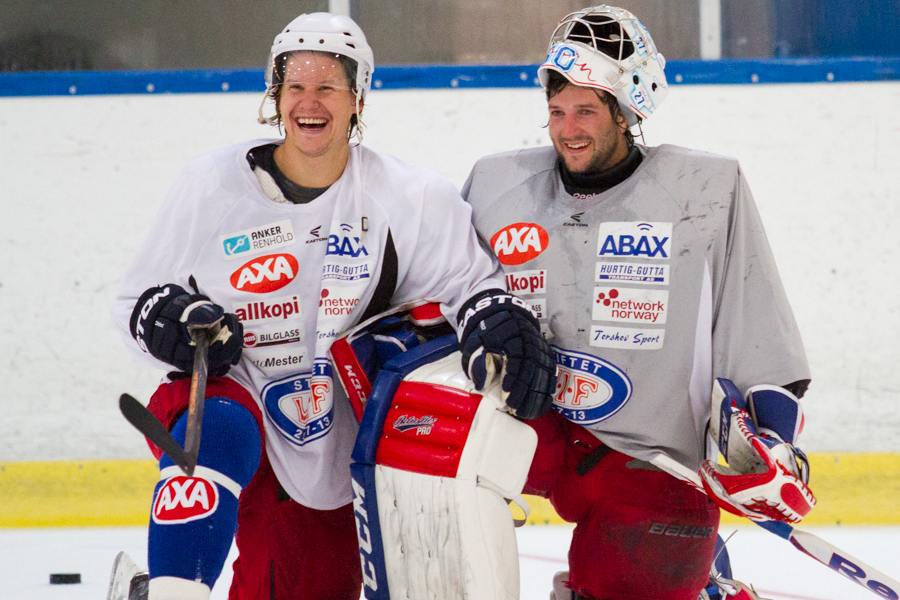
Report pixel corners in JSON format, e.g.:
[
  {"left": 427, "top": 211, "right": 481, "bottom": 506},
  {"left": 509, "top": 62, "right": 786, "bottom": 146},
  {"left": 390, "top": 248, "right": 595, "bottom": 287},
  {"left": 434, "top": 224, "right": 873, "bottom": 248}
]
[{"left": 49, "top": 573, "right": 81, "bottom": 584}]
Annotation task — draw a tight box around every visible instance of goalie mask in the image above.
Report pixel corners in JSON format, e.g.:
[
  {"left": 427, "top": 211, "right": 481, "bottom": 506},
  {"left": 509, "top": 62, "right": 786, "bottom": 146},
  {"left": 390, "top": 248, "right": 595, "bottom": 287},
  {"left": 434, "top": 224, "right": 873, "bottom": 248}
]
[
  {"left": 258, "top": 12, "right": 375, "bottom": 126},
  {"left": 538, "top": 5, "right": 668, "bottom": 127}
]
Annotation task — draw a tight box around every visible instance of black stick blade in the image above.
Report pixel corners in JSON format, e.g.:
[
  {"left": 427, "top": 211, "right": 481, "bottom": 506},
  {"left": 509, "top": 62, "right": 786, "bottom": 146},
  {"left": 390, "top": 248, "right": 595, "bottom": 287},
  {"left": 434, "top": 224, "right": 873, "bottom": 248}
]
[{"left": 119, "top": 393, "right": 190, "bottom": 473}]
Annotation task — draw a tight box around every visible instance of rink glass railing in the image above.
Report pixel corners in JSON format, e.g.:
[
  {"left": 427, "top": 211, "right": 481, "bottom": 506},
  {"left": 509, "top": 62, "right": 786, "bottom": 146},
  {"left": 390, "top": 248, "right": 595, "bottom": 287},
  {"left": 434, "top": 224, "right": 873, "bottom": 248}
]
[{"left": 1, "top": 56, "right": 899, "bottom": 97}]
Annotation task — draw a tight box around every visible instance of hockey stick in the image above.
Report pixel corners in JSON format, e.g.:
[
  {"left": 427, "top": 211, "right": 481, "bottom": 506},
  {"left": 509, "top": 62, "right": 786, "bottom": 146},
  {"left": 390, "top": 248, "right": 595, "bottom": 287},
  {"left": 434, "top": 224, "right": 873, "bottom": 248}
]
[
  {"left": 649, "top": 452, "right": 900, "bottom": 599},
  {"left": 182, "top": 327, "right": 209, "bottom": 477},
  {"left": 119, "top": 327, "right": 211, "bottom": 476},
  {"left": 119, "top": 393, "right": 189, "bottom": 472}
]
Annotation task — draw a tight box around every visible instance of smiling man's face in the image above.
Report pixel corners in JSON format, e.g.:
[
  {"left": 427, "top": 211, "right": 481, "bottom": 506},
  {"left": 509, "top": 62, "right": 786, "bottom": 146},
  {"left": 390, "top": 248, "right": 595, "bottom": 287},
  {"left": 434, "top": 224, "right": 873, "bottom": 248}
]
[{"left": 548, "top": 83, "right": 629, "bottom": 174}]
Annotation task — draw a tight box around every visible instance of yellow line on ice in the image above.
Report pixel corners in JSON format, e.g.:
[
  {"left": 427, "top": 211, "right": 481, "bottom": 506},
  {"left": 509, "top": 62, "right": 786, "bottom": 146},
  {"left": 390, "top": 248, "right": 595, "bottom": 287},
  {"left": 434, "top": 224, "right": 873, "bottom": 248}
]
[
  {"left": 519, "top": 452, "right": 900, "bottom": 526},
  {"left": 1, "top": 453, "right": 898, "bottom": 528}
]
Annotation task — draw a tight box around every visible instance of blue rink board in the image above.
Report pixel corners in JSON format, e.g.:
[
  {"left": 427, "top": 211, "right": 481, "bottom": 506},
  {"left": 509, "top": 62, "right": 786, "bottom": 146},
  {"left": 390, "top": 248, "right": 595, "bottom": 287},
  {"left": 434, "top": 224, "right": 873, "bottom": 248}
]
[{"left": 1, "top": 56, "right": 899, "bottom": 97}]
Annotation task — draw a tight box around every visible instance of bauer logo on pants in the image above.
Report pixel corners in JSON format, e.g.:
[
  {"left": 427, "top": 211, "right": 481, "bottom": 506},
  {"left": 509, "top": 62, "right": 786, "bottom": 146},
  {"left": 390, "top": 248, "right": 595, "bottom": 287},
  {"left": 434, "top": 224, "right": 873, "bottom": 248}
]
[
  {"left": 152, "top": 476, "right": 219, "bottom": 524},
  {"left": 551, "top": 346, "right": 632, "bottom": 425}
]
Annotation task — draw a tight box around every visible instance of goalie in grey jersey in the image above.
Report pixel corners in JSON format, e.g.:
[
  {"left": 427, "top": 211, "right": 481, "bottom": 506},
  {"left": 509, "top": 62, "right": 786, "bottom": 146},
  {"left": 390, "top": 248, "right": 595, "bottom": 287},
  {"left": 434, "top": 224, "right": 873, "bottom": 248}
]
[{"left": 462, "top": 6, "right": 816, "bottom": 600}]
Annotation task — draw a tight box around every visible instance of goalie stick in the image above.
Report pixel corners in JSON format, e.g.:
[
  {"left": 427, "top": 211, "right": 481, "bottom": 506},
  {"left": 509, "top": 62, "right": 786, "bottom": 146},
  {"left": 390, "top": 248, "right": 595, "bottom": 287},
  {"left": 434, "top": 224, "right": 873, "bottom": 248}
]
[
  {"left": 649, "top": 452, "right": 900, "bottom": 599},
  {"left": 119, "top": 327, "right": 210, "bottom": 477}
]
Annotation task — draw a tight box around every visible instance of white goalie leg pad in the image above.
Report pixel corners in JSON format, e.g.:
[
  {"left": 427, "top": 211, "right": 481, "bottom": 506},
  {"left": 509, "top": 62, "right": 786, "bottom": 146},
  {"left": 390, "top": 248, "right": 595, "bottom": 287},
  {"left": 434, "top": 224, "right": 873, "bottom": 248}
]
[
  {"left": 148, "top": 576, "right": 210, "bottom": 600},
  {"left": 372, "top": 351, "right": 537, "bottom": 600}
]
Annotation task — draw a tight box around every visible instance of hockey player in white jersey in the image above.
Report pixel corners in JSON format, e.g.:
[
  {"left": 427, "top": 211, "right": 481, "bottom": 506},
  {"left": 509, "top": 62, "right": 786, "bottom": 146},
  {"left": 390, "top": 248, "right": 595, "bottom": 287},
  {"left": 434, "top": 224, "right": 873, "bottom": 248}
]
[
  {"left": 462, "top": 6, "right": 816, "bottom": 600},
  {"left": 111, "top": 12, "right": 554, "bottom": 600}
]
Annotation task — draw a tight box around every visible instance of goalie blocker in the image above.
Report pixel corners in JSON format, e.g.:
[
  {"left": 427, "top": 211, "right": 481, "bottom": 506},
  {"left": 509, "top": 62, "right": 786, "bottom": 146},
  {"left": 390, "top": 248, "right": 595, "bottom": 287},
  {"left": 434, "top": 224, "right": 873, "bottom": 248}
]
[{"left": 330, "top": 303, "right": 538, "bottom": 600}]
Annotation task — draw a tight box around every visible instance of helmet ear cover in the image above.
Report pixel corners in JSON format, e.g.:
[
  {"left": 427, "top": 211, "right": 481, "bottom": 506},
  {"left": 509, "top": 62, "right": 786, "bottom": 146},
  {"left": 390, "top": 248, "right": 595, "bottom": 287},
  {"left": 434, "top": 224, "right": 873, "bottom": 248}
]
[{"left": 537, "top": 6, "right": 668, "bottom": 127}]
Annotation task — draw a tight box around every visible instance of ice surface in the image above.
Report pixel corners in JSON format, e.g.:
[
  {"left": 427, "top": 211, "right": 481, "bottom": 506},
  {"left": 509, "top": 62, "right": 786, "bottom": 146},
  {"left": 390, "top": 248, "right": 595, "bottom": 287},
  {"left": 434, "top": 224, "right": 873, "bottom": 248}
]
[{"left": 2, "top": 524, "right": 899, "bottom": 600}]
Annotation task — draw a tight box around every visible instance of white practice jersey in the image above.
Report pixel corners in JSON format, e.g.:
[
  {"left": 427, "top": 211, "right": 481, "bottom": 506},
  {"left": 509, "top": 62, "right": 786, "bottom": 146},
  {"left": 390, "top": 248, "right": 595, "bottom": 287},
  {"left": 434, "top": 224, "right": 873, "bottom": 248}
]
[
  {"left": 113, "top": 139, "right": 504, "bottom": 509},
  {"left": 463, "top": 144, "right": 810, "bottom": 470}
]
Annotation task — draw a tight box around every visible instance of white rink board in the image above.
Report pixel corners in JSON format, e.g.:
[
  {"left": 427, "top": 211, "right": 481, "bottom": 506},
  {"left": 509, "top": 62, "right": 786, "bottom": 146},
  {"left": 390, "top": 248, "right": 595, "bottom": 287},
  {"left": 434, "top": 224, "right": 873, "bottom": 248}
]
[{"left": 1, "top": 81, "right": 899, "bottom": 461}]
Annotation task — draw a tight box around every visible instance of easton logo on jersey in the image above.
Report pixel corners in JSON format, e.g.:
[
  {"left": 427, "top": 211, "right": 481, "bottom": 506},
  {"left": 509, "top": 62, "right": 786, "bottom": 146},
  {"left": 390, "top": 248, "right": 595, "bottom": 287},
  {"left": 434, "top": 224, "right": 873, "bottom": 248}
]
[
  {"left": 490, "top": 223, "right": 549, "bottom": 266},
  {"left": 551, "top": 346, "right": 632, "bottom": 425},
  {"left": 597, "top": 222, "right": 672, "bottom": 259},
  {"left": 230, "top": 253, "right": 299, "bottom": 293},
  {"left": 152, "top": 476, "right": 219, "bottom": 524}
]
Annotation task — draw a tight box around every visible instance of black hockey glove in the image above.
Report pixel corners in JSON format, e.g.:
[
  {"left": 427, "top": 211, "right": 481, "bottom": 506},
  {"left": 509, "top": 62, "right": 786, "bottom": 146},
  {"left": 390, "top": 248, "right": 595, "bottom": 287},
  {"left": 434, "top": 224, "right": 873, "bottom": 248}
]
[
  {"left": 130, "top": 283, "right": 243, "bottom": 377},
  {"left": 457, "top": 289, "right": 556, "bottom": 420}
]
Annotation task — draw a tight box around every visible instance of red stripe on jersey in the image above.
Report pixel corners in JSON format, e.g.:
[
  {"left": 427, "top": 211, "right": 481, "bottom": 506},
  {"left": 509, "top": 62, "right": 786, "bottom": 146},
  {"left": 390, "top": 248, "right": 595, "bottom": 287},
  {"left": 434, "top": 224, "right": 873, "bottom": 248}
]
[{"left": 409, "top": 302, "right": 445, "bottom": 326}]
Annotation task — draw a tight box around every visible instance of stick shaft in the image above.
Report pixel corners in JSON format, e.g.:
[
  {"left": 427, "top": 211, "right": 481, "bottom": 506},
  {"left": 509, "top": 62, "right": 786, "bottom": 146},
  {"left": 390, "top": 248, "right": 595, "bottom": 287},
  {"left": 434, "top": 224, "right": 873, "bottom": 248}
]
[{"left": 183, "top": 329, "right": 209, "bottom": 477}]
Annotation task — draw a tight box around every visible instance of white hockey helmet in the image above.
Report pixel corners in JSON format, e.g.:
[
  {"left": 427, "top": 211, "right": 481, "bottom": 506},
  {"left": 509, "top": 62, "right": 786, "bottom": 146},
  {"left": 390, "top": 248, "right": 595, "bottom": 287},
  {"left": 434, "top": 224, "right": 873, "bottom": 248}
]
[
  {"left": 258, "top": 12, "right": 374, "bottom": 125},
  {"left": 538, "top": 5, "right": 668, "bottom": 127},
  {"left": 265, "top": 12, "right": 374, "bottom": 97}
]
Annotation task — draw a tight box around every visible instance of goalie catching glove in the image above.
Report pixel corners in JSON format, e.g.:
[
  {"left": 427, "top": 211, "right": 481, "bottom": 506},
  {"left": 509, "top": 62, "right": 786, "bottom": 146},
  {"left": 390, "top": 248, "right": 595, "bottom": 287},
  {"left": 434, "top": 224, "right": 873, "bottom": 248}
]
[
  {"left": 701, "top": 378, "right": 815, "bottom": 523},
  {"left": 457, "top": 290, "right": 556, "bottom": 419},
  {"left": 130, "top": 283, "right": 243, "bottom": 377}
]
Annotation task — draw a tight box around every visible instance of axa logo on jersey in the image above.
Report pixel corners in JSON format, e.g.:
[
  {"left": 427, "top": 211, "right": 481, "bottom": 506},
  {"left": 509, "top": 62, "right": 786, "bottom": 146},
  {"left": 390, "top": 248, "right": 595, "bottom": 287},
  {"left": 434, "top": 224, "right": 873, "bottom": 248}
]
[
  {"left": 230, "top": 253, "right": 298, "bottom": 293},
  {"left": 597, "top": 222, "right": 672, "bottom": 259},
  {"left": 490, "top": 223, "right": 549, "bottom": 265},
  {"left": 152, "top": 476, "right": 219, "bottom": 524}
]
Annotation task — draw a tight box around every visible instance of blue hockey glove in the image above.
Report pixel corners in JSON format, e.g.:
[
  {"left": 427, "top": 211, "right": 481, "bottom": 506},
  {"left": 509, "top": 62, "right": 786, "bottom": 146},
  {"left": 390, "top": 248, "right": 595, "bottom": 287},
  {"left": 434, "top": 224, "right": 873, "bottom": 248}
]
[
  {"left": 457, "top": 290, "right": 556, "bottom": 420},
  {"left": 130, "top": 283, "right": 243, "bottom": 377}
]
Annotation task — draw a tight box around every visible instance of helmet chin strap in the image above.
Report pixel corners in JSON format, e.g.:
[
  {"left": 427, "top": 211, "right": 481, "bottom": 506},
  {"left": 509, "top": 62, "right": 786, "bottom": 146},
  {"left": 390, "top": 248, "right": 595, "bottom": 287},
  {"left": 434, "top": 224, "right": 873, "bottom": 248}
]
[{"left": 257, "top": 88, "right": 276, "bottom": 125}]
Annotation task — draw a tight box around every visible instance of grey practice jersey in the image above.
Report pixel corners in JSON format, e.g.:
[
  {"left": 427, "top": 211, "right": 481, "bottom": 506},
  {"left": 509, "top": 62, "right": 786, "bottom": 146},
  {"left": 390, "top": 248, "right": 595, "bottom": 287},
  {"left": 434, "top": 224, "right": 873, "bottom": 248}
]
[{"left": 463, "top": 144, "right": 810, "bottom": 470}]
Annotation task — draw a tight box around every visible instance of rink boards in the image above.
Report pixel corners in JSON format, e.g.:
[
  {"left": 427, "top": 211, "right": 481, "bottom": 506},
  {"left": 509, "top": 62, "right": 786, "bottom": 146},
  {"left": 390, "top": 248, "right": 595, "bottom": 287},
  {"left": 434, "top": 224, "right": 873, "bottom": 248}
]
[{"left": 1, "top": 453, "right": 898, "bottom": 527}]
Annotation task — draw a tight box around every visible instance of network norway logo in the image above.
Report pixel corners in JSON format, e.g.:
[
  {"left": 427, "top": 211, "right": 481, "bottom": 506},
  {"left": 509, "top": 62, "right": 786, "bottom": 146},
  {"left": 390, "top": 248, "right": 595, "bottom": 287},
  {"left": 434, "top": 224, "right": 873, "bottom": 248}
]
[
  {"left": 596, "top": 289, "right": 619, "bottom": 306},
  {"left": 593, "top": 287, "right": 669, "bottom": 324}
]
